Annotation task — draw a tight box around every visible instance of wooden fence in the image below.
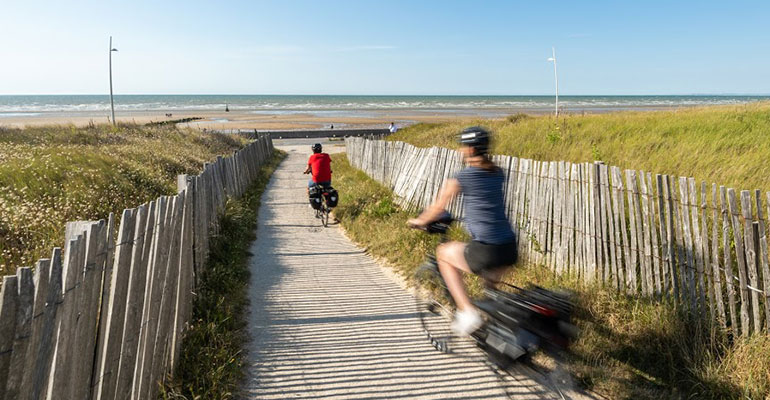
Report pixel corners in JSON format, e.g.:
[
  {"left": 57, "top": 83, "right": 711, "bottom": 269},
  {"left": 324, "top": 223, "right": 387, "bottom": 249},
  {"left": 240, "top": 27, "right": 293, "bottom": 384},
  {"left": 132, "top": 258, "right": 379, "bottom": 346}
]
[
  {"left": 346, "top": 137, "right": 770, "bottom": 336},
  {"left": 0, "top": 135, "right": 274, "bottom": 400}
]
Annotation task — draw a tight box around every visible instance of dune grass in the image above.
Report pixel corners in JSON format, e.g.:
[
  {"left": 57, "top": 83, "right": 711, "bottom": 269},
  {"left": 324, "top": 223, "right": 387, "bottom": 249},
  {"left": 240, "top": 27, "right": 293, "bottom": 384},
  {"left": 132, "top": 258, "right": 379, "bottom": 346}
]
[
  {"left": 161, "top": 150, "right": 285, "bottom": 400},
  {"left": 0, "top": 123, "right": 248, "bottom": 277},
  {"left": 390, "top": 102, "right": 770, "bottom": 192},
  {"left": 330, "top": 153, "right": 770, "bottom": 400}
]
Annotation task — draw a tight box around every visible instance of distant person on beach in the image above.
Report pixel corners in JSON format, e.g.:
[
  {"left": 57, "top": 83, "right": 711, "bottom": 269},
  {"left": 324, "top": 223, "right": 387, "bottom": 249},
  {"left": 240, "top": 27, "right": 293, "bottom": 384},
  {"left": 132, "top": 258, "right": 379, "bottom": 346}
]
[
  {"left": 330, "top": 124, "right": 334, "bottom": 129},
  {"left": 389, "top": 122, "right": 398, "bottom": 134},
  {"left": 304, "top": 143, "right": 332, "bottom": 193}
]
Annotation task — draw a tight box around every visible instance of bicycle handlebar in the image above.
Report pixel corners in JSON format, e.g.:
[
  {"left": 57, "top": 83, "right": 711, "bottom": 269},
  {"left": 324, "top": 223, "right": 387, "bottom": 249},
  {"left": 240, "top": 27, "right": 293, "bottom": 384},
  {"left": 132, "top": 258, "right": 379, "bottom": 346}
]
[{"left": 409, "top": 211, "right": 454, "bottom": 235}]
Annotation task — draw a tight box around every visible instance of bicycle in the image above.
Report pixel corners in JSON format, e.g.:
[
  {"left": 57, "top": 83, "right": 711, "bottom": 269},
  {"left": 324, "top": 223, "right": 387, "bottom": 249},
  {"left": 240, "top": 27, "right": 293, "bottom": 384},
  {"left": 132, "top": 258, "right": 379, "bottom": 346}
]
[
  {"left": 412, "top": 213, "right": 578, "bottom": 369},
  {"left": 315, "top": 194, "right": 331, "bottom": 227},
  {"left": 309, "top": 184, "right": 337, "bottom": 227}
]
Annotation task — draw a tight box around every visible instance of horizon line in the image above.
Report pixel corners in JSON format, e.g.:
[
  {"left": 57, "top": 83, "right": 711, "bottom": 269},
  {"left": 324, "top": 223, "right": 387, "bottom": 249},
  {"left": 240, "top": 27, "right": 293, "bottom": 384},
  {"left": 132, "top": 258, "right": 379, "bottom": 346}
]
[{"left": 2, "top": 93, "right": 770, "bottom": 97}]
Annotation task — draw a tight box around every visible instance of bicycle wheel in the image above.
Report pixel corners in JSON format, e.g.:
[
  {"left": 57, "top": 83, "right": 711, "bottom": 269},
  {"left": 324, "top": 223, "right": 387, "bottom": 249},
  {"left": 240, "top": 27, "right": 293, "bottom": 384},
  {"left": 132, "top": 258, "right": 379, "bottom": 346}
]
[
  {"left": 318, "top": 198, "right": 327, "bottom": 227},
  {"left": 414, "top": 258, "right": 456, "bottom": 353}
]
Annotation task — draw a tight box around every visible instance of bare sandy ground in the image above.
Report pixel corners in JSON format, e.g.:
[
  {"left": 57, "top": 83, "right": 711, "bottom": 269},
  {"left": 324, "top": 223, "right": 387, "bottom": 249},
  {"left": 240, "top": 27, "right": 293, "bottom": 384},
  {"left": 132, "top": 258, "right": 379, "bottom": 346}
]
[
  {"left": 242, "top": 141, "right": 596, "bottom": 399},
  {"left": 0, "top": 105, "right": 683, "bottom": 131},
  {"left": 0, "top": 109, "right": 496, "bottom": 130}
]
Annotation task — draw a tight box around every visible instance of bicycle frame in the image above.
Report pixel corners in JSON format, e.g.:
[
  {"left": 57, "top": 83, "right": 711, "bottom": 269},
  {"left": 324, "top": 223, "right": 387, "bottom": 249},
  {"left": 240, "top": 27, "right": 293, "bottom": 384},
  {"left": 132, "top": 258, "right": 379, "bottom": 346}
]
[{"left": 414, "top": 215, "right": 577, "bottom": 364}]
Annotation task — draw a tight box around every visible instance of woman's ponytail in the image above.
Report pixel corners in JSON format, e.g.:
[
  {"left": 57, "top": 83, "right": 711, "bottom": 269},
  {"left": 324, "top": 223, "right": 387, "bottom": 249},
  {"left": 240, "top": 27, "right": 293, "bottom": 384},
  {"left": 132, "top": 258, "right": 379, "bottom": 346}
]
[{"left": 478, "top": 154, "right": 500, "bottom": 173}]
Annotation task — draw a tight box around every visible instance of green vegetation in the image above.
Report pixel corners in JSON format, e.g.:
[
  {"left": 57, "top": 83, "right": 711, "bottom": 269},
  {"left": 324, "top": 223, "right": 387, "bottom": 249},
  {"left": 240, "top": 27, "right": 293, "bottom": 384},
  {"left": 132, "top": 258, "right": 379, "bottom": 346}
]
[
  {"left": 331, "top": 153, "right": 770, "bottom": 400},
  {"left": 391, "top": 102, "right": 770, "bottom": 191},
  {"left": 161, "top": 150, "right": 285, "bottom": 400},
  {"left": 0, "top": 123, "right": 248, "bottom": 276}
]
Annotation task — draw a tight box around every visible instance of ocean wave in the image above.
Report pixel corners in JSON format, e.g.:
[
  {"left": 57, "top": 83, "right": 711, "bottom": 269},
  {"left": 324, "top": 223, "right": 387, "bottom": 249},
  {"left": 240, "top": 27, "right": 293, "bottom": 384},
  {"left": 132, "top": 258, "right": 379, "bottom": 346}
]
[
  {"left": 0, "top": 112, "right": 42, "bottom": 117},
  {"left": 0, "top": 96, "right": 765, "bottom": 113}
]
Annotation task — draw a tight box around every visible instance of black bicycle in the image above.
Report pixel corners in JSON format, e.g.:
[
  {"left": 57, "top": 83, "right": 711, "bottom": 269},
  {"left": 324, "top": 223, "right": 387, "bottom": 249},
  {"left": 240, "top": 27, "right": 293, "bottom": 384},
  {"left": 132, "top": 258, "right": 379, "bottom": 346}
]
[
  {"left": 309, "top": 184, "right": 338, "bottom": 227},
  {"left": 412, "top": 213, "right": 578, "bottom": 368},
  {"left": 316, "top": 196, "right": 331, "bottom": 227}
]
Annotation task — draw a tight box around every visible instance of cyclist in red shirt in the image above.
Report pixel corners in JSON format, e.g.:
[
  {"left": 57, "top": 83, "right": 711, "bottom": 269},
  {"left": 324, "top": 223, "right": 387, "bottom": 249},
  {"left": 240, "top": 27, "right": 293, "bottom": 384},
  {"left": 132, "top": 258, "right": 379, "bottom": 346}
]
[{"left": 304, "top": 143, "right": 332, "bottom": 192}]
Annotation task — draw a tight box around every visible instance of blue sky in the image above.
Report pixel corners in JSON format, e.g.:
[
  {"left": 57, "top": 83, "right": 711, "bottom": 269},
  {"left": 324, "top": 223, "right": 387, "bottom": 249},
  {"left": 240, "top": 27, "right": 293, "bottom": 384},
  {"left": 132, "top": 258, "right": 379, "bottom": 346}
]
[{"left": 1, "top": 0, "right": 769, "bottom": 95}]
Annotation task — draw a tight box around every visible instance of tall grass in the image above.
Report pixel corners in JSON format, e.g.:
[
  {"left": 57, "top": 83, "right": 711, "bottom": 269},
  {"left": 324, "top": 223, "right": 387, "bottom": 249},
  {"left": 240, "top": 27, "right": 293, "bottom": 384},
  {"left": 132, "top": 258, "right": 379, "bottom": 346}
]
[
  {"left": 0, "top": 123, "right": 247, "bottom": 276},
  {"left": 331, "top": 153, "right": 770, "bottom": 399},
  {"left": 161, "top": 151, "right": 285, "bottom": 400},
  {"left": 390, "top": 102, "right": 770, "bottom": 191}
]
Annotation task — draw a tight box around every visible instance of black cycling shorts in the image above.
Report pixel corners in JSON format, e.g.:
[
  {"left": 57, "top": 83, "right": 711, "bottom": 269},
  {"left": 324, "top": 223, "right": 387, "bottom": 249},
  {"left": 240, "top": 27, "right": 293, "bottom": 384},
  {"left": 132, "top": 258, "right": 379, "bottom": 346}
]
[{"left": 465, "top": 240, "right": 518, "bottom": 275}]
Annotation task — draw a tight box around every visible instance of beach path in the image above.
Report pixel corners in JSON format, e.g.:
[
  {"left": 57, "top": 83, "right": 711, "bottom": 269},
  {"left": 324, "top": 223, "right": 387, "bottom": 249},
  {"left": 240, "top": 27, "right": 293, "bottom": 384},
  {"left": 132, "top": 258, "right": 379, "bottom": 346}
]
[{"left": 242, "top": 141, "right": 587, "bottom": 399}]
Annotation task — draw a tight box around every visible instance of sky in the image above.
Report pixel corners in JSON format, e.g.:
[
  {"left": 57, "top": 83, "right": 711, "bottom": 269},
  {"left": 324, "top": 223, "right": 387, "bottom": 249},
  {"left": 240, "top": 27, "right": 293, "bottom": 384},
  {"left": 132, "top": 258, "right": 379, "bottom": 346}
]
[{"left": 1, "top": 0, "right": 769, "bottom": 95}]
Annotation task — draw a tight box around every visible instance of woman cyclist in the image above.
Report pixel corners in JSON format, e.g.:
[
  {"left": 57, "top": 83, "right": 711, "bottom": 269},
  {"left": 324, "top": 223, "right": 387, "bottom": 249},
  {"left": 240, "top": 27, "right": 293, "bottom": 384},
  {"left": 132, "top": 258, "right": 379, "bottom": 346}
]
[{"left": 408, "top": 127, "right": 517, "bottom": 336}]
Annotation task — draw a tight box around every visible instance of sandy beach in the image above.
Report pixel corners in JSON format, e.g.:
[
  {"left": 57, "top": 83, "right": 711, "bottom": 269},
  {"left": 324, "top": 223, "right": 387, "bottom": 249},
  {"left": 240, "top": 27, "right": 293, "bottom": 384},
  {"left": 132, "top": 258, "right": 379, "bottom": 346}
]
[
  {"left": 0, "top": 105, "right": 691, "bottom": 131},
  {"left": 0, "top": 109, "right": 516, "bottom": 130},
  {"left": 3, "top": 94, "right": 764, "bottom": 131}
]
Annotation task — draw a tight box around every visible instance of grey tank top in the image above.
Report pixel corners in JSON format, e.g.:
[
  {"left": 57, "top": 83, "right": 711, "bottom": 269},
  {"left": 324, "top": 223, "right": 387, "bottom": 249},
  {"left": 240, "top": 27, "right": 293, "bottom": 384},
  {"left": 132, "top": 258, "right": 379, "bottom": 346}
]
[{"left": 455, "top": 166, "right": 516, "bottom": 245}]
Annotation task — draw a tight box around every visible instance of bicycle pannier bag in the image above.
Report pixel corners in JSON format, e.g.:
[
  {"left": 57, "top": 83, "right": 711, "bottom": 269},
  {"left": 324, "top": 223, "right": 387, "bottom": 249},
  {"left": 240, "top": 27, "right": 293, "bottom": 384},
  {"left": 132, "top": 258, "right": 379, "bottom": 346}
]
[
  {"left": 309, "top": 185, "right": 323, "bottom": 210},
  {"left": 324, "top": 188, "right": 339, "bottom": 208}
]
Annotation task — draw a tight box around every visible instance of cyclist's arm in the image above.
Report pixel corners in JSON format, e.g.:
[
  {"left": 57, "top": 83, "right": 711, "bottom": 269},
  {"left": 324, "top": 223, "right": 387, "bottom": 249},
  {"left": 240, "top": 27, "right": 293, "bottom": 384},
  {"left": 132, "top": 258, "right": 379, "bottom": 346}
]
[
  {"left": 408, "top": 178, "right": 460, "bottom": 227},
  {"left": 304, "top": 164, "right": 312, "bottom": 174}
]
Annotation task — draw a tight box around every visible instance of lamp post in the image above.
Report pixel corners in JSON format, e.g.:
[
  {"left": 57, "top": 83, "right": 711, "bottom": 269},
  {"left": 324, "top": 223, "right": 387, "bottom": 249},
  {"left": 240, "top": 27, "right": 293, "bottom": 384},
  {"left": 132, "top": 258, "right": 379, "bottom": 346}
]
[
  {"left": 109, "top": 36, "right": 118, "bottom": 125},
  {"left": 547, "top": 47, "right": 559, "bottom": 118}
]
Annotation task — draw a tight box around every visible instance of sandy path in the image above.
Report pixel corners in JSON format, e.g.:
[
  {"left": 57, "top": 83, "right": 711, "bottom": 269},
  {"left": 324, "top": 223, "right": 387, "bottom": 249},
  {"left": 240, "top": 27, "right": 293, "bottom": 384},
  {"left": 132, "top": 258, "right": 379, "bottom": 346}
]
[{"left": 242, "top": 142, "right": 579, "bottom": 399}]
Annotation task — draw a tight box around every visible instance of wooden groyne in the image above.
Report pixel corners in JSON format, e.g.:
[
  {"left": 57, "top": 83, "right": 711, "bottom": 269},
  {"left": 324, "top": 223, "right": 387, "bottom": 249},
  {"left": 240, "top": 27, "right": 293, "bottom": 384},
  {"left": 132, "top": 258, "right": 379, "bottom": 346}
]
[{"left": 238, "top": 128, "right": 390, "bottom": 139}]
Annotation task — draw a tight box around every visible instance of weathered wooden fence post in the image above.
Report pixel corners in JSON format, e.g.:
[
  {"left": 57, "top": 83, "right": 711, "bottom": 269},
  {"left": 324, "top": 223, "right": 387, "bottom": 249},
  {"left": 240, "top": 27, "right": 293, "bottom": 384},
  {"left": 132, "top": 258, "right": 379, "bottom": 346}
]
[{"left": 0, "top": 135, "right": 274, "bottom": 399}]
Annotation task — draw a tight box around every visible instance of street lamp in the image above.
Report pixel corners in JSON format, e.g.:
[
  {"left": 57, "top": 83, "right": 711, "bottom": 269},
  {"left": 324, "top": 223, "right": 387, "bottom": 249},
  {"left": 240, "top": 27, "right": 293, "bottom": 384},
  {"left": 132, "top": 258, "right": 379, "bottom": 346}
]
[
  {"left": 547, "top": 47, "right": 559, "bottom": 118},
  {"left": 109, "top": 36, "right": 118, "bottom": 125}
]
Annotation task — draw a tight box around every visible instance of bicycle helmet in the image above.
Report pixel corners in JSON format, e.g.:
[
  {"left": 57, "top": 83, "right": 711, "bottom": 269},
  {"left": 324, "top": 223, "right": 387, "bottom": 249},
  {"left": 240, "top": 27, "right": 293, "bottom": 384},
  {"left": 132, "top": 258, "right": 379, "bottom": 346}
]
[
  {"left": 457, "top": 126, "right": 490, "bottom": 156},
  {"left": 312, "top": 143, "right": 322, "bottom": 153}
]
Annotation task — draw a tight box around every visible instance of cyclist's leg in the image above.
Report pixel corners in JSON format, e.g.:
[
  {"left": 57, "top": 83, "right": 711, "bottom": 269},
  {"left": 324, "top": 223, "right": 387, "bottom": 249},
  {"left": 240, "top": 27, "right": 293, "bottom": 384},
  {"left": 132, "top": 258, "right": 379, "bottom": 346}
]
[
  {"left": 481, "top": 267, "right": 506, "bottom": 289},
  {"left": 435, "top": 241, "right": 473, "bottom": 311}
]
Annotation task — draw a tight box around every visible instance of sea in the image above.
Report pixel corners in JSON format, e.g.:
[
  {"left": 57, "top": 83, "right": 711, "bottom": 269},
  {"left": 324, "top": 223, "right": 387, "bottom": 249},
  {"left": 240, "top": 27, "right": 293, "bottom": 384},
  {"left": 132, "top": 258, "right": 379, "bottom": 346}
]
[{"left": 0, "top": 95, "right": 768, "bottom": 117}]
